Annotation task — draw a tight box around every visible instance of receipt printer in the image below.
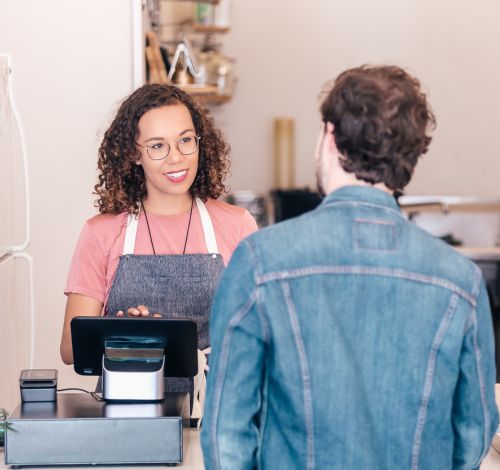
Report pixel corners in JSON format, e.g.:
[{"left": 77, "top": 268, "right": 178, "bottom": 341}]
[{"left": 19, "top": 369, "right": 57, "bottom": 402}]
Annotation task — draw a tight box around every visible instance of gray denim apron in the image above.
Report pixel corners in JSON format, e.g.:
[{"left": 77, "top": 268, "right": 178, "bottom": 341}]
[{"left": 105, "top": 198, "right": 224, "bottom": 416}]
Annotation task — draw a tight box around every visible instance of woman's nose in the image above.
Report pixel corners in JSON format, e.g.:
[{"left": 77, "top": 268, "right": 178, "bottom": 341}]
[{"left": 167, "top": 146, "right": 185, "bottom": 164}]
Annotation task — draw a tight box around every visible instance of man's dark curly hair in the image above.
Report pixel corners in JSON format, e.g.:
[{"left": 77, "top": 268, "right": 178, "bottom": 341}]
[
  {"left": 95, "top": 84, "right": 230, "bottom": 214},
  {"left": 321, "top": 65, "right": 436, "bottom": 191}
]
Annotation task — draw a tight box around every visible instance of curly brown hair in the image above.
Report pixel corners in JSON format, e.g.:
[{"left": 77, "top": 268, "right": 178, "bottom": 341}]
[
  {"left": 320, "top": 65, "right": 436, "bottom": 191},
  {"left": 94, "top": 84, "right": 230, "bottom": 214}
]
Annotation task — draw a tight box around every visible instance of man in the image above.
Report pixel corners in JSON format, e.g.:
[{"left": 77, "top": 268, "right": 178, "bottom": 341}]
[{"left": 201, "top": 65, "right": 498, "bottom": 469}]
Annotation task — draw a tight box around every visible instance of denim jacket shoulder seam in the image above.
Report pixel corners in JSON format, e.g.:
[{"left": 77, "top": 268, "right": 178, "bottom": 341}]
[
  {"left": 209, "top": 289, "right": 259, "bottom": 470},
  {"left": 244, "top": 238, "right": 270, "bottom": 342},
  {"left": 471, "top": 265, "right": 482, "bottom": 298},
  {"left": 244, "top": 237, "right": 262, "bottom": 278},
  {"left": 464, "top": 267, "right": 482, "bottom": 332}
]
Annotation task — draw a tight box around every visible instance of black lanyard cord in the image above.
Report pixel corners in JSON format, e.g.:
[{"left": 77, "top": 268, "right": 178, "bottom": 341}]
[
  {"left": 140, "top": 198, "right": 194, "bottom": 256},
  {"left": 140, "top": 200, "right": 156, "bottom": 255},
  {"left": 182, "top": 197, "right": 195, "bottom": 255}
]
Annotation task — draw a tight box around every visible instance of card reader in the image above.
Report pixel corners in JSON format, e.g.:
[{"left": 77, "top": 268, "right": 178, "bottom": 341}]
[{"left": 19, "top": 369, "right": 57, "bottom": 402}]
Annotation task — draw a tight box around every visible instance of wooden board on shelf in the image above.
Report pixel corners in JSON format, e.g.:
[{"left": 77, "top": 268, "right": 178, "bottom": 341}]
[
  {"left": 145, "top": 31, "right": 169, "bottom": 84},
  {"left": 192, "top": 24, "right": 230, "bottom": 34},
  {"left": 176, "top": 83, "right": 231, "bottom": 105},
  {"left": 177, "top": 84, "right": 219, "bottom": 94},
  {"left": 162, "top": 0, "right": 220, "bottom": 4},
  {"left": 196, "top": 94, "right": 231, "bottom": 105}
]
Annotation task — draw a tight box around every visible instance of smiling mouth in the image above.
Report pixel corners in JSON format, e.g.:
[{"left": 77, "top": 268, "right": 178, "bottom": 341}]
[{"left": 164, "top": 169, "right": 188, "bottom": 183}]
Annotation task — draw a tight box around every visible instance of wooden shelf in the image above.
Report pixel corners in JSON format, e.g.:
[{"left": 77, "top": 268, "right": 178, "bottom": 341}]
[
  {"left": 177, "top": 84, "right": 218, "bottom": 94},
  {"left": 162, "top": 0, "right": 220, "bottom": 4},
  {"left": 192, "top": 23, "right": 230, "bottom": 34},
  {"left": 196, "top": 94, "right": 232, "bottom": 105},
  {"left": 176, "top": 84, "right": 232, "bottom": 105}
]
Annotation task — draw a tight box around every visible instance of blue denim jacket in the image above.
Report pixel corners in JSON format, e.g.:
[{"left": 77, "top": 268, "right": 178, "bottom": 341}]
[{"left": 202, "top": 186, "right": 498, "bottom": 470}]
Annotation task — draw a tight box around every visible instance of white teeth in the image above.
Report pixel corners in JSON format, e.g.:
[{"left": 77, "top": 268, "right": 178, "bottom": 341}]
[{"left": 166, "top": 170, "right": 187, "bottom": 178}]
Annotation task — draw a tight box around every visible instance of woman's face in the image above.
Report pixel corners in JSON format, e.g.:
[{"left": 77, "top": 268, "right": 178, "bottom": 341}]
[{"left": 135, "top": 103, "right": 199, "bottom": 201}]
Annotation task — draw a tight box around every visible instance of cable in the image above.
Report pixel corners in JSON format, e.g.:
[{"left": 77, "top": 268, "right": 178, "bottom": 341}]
[
  {"left": 2, "top": 53, "right": 31, "bottom": 253},
  {"left": 12, "top": 252, "right": 35, "bottom": 369},
  {"left": 1, "top": 54, "right": 34, "bottom": 370},
  {"left": 131, "top": 0, "right": 143, "bottom": 90},
  {"left": 57, "top": 388, "right": 104, "bottom": 402},
  {"left": 57, "top": 387, "right": 91, "bottom": 393},
  {"left": 0, "top": 252, "right": 35, "bottom": 370}
]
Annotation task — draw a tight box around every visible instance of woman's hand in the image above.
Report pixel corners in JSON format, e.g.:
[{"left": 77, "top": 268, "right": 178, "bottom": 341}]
[{"left": 116, "top": 305, "right": 162, "bottom": 317}]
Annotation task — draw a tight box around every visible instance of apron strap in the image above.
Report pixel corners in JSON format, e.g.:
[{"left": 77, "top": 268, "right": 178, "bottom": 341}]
[
  {"left": 191, "top": 347, "right": 211, "bottom": 426},
  {"left": 123, "top": 200, "right": 219, "bottom": 255},
  {"left": 196, "top": 198, "right": 219, "bottom": 254},
  {"left": 123, "top": 213, "right": 140, "bottom": 255}
]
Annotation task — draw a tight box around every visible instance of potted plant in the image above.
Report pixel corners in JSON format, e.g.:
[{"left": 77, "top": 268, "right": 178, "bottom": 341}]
[{"left": 0, "top": 408, "right": 15, "bottom": 448}]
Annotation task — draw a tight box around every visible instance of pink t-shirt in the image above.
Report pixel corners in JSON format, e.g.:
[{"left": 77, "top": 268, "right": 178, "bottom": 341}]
[{"left": 65, "top": 198, "right": 258, "bottom": 305}]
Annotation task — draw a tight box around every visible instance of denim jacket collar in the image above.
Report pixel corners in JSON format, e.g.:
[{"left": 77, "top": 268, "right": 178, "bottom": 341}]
[{"left": 320, "top": 185, "right": 402, "bottom": 216}]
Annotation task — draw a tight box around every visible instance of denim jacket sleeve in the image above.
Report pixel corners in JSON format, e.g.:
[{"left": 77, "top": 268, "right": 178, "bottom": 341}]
[
  {"left": 202, "top": 239, "right": 265, "bottom": 470},
  {"left": 452, "top": 278, "right": 498, "bottom": 470}
]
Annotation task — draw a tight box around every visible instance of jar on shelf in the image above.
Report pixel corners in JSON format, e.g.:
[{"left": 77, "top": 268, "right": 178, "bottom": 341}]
[
  {"left": 195, "top": 0, "right": 231, "bottom": 29},
  {"left": 214, "top": 0, "right": 231, "bottom": 28},
  {"left": 195, "top": 2, "right": 214, "bottom": 26},
  {"left": 171, "top": 56, "right": 194, "bottom": 86},
  {"left": 195, "top": 35, "right": 234, "bottom": 97}
]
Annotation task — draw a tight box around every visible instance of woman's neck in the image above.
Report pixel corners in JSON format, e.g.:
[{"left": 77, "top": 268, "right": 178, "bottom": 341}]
[{"left": 141, "top": 193, "right": 193, "bottom": 216}]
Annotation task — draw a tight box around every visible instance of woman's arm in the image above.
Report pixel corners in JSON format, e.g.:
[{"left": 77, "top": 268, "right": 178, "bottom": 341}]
[{"left": 60, "top": 293, "right": 103, "bottom": 365}]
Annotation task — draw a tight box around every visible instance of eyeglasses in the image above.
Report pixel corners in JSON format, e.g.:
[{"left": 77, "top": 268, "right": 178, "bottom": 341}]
[{"left": 136, "top": 135, "right": 201, "bottom": 161}]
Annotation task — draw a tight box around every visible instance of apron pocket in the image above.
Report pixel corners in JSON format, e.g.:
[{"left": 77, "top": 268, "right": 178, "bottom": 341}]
[{"left": 146, "top": 275, "right": 215, "bottom": 318}]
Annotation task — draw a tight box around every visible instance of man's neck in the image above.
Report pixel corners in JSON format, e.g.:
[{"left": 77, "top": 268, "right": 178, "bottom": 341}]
[{"left": 327, "top": 171, "right": 392, "bottom": 196}]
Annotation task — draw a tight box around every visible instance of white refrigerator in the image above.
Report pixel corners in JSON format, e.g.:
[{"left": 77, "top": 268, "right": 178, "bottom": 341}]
[{"left": 0, "top": 0, "right": 143, "bottom": 412}]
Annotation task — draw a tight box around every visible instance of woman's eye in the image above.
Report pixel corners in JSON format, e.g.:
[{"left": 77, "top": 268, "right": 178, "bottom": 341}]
[
  {"left": 151, "top": 143, "right": 165, "bottom": 150},
  {"left": 180, "top": 136, "right": 193, "bottom": 144}
]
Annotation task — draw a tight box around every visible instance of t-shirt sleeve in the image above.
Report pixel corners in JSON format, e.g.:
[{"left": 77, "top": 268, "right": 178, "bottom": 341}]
[
  {"left": 64, "top": 221, "right": 108, "bottom": 304},
  {"left": 238, "top": 209, "right": 259, "bottom": 241}
]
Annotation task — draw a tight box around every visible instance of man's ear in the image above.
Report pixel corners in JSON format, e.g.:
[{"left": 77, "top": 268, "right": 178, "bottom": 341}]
[{"left": 324, "top": 122, "right": 337, "bottom": 152}]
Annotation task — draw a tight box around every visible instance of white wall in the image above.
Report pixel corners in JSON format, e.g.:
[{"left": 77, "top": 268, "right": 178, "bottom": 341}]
[
  {"left": 211, "top": 0, "right": 500, "bottom": 197},
  {"left": 0, "top": 0, "right": 139, "bottom": 410}
]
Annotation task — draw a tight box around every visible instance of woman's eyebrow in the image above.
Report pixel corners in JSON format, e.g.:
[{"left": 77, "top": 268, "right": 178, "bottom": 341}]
[
  {"left": 143, "top": 129, "right": 195, "bottom": 143},
  {"left": 144, "top": 136, "right": 166, "bottom": 143}
]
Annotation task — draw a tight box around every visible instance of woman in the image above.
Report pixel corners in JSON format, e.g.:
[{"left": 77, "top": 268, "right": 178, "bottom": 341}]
[{"left": 60, "top": 84, "right": 257, "bottom": 416}]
